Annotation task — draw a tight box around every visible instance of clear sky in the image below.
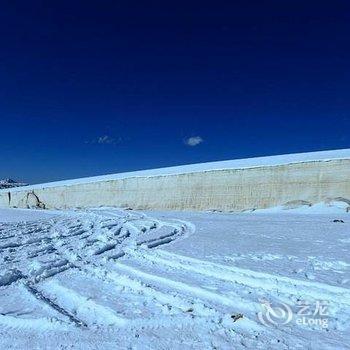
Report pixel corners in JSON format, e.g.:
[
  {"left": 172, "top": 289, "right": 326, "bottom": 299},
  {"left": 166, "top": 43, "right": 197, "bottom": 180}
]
[{"left": 1, "top": 1, "right": 349, "bottom": 184}]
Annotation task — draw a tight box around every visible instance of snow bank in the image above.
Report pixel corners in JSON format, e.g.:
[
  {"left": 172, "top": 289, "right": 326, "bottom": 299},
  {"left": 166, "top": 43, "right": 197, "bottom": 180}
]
[
  {"left": 2, "top": 148, "right": 350, "bottom": 193},
  {"left": 2, "top": 149, "right": 350, "bottom": 212}
]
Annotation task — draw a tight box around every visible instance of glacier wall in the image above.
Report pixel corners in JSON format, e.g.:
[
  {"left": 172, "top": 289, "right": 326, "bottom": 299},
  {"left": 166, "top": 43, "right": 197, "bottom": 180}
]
[{"left": 1, "top": 158, "right": 350, "bottom": 211}]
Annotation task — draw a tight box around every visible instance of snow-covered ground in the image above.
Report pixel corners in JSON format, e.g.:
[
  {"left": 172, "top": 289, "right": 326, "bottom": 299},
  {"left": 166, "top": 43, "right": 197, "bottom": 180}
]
[{"left": 0, "top": 206, "right": 349, "bottom": 349}]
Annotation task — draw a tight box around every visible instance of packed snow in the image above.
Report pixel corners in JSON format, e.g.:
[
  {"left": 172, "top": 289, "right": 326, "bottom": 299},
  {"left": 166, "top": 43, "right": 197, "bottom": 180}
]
[
  {"left": 0, "top": 208, "right": 58, "bottom": 222},
  {"left": 0, "top": 204, "right": 349, "bottom": 349},
  {"left": 2, "top": 148, "right": 350, "bottom": 193}
]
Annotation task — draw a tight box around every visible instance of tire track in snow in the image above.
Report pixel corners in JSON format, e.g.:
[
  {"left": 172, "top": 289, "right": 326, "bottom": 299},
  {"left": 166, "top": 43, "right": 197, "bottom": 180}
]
[
  {"left": 0, "top": 314, "right": 70, "bottom": 332},
  {"left": 35, "top": 280, "right": 127, "bottom": 327},
  {"left": 85, "top": 264, "right": 218, "bottom": 318},
  {"left": 133, "top": 249, "right": 350, "bottom": 307},
  {"left": 0, "top": 208, "right": 193, "bottom": 331},
  {"left": 23, "top": 282, "right": 87, "bottom": 328}
]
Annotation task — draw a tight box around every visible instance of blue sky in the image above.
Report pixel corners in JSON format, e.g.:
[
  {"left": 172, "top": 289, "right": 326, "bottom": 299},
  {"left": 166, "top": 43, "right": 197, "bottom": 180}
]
[{"left": 1, "top": 1, "right": 350, "bottom": 184}]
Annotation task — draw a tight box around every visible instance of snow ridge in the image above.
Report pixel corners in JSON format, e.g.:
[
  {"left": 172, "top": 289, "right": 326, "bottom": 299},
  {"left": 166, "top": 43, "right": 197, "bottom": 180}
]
[{"left": 3, "top": 148, "right": 350, "bottom": 193}]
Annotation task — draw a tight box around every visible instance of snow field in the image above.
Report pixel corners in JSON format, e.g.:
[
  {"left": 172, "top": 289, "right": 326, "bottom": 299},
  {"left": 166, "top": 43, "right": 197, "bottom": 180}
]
[{"left": 0, "top": 206, "right": 349, "bottom": 349}]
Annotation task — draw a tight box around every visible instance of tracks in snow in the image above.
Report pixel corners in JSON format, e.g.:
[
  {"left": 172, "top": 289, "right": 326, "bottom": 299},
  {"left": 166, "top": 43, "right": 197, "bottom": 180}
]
[
  {"left": 1, "top": 208, "right": 348, "bottom": 349},
  {"left": 130, "top": 249, "right": 350, "bottom": 307},
  {"left": 0, "top": 208, "right": 194, "bottom": 330}
]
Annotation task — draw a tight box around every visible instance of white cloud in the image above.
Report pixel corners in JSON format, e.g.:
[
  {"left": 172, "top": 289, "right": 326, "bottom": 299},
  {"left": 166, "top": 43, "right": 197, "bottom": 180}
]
[
  {"left": 86, "top": 135, "right": 122, "bottom": 145},
  {"left": 97, "top": 135, "right": 115, "bottom": 144},
  {"left": 184, "top": 136, "right": 203, "bottom": 147}
]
